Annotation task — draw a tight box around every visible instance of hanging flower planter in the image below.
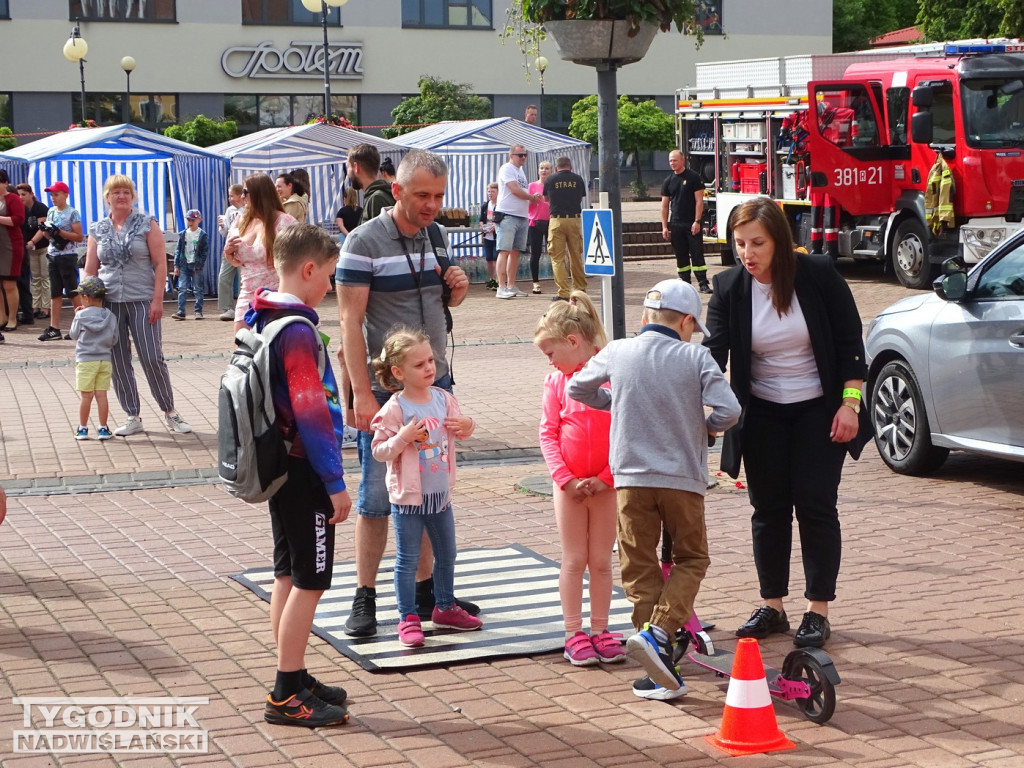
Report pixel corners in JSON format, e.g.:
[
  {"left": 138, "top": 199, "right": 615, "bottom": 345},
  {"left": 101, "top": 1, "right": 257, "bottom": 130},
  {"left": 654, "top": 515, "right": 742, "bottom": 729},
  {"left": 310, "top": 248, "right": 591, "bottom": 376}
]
[{"left": 542, "top": 19, "right": 660, "bottom": 66}]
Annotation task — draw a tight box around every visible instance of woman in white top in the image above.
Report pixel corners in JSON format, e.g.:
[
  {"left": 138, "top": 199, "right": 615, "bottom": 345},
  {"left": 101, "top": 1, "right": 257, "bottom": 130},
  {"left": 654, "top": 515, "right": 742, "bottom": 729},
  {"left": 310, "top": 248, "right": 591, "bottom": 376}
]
[{"left": 704, "top": 196, "right": 868, "bottom": 649}]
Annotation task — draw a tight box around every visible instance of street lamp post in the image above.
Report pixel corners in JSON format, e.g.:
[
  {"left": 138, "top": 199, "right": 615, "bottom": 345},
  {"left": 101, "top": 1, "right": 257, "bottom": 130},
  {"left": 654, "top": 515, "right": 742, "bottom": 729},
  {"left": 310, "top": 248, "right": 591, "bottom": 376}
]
[
  {"left": 62, "top": 20, "right": 88, "bottom": 125},
  {"left": 534, "top": 56, "right": 548, "bottom": 127},
  {"left": 300, "top": 0, "right": 349, "bottom": 119},
  {"left": 120, "top": 56, "right": 136, "bottom": 124}
]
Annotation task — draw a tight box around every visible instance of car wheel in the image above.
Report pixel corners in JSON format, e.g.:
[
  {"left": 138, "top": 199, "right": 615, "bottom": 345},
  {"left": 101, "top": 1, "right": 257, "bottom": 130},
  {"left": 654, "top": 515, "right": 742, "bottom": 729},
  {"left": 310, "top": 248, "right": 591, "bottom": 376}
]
[
  {"left": 871, "top": 360, "right": 949, "bottom": 475},
  {"left": 891, "top": 218, "right": 934, "bottom": 290},
  {"left": 722, "top": 229, "right": 736, "bottom": 266}
]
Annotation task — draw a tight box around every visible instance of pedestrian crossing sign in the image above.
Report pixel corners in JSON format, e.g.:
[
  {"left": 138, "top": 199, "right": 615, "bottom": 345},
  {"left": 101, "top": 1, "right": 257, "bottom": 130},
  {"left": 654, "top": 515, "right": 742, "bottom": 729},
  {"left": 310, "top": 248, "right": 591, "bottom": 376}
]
[{"left": 582, "top": 209, "right": 615, "bottom": 276}]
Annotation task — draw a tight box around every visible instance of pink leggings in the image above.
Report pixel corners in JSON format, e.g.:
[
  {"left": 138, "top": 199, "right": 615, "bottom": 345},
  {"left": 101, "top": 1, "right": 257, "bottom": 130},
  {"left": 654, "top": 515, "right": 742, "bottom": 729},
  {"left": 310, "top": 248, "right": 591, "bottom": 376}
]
[{"left": 554, "top": 483, "right": 618, "bottom": 635}]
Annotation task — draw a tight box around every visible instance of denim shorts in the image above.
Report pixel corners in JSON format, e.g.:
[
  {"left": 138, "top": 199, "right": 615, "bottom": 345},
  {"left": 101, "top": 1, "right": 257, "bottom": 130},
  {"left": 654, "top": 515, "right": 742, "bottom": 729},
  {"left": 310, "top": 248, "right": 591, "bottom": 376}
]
[
  {"left": 356, "top": 373, "right": 453, "bottom": 518},
  {"left": 496, "top": 214, "right": 529, "bottom": 253}
]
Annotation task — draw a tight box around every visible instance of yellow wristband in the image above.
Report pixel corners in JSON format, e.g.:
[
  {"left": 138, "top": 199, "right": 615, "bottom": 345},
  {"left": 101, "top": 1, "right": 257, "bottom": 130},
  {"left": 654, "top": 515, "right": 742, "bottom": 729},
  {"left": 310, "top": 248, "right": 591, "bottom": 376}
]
[{"left": 842, "top": 387, "right": 861, "bottom": 401}]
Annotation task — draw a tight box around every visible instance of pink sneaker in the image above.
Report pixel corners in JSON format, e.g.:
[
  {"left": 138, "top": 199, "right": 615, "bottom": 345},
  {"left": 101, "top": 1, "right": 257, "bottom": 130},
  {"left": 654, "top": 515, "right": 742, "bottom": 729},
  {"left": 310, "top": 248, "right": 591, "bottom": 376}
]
[
  {"left": 591, "top": 630, "right": 626, "bottom": 663},
  {"left": 563, "top": 631, "right": 599, "bottom": 666},
  {"left": 431, "top": 604, "right": 482, "bottom": 631},
  {"left": 398, "top": 614, "right": 425, "bottom": 647}
]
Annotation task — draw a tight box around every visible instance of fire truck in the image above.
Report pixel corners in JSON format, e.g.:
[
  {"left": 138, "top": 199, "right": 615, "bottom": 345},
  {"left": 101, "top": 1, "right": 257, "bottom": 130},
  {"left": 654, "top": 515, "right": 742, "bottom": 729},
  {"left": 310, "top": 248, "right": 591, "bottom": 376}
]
[{"left": 675, "top": 41, "right": 1024, "bottom": 288}]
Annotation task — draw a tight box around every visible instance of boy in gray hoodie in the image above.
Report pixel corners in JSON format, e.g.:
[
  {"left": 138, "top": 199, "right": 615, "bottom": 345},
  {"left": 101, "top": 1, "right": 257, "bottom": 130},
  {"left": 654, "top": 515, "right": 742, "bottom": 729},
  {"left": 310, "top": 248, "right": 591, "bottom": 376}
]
[
  {"left": 567, "top": 279, "right": 741, "bottom": 701},
  {"left": 69, "top": 275, "right": 118, "bottom": 440}
]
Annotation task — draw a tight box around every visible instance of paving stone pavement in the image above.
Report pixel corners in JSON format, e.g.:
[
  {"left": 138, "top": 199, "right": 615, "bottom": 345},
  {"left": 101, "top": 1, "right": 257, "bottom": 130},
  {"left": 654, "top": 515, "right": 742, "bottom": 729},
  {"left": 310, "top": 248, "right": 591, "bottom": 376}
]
[{"left": 2, "top": 229, "right": 1024, "bottom": 767}]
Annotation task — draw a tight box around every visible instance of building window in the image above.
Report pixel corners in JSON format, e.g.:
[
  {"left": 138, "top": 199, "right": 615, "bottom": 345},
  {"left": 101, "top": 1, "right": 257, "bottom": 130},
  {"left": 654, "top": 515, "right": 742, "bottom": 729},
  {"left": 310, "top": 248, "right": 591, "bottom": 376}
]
[
  {"left": 687, "top": 0, "right": 723, "bottom": 35},
  {"left": 0, "top": 94, "right": 11, "bottom": 128},
  {"left": 242, "top": 0, "right": 342, "bottom": 25},
  {"left": 69, "top": 1, "right": 176, "bottom": 21},
  {"left": 402, "top": 0, "right": 491, "bottom": 29},
  {"left": 72, "top": 93, "right": 177, "bottom": 129},
  {"left": 0, "top": 1, "right": 9, "bottom": 19},
  {"left": 225, "top": 94, "right": 358, "bottom": 135}
]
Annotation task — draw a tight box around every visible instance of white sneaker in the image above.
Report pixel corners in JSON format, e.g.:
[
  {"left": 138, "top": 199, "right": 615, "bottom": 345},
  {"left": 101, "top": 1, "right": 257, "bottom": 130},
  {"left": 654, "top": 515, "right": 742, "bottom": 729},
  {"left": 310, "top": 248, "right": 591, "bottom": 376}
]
[
  {"left": 511, "top": 286, "right": 529, "bottom": 297},
  {"left": 165, "top": 411, "right": 193, "bottom": 434},
  {"left": 496, "top": 287, "right": 515, "bottom": 299},
  {"left": 114, "top": 416, "right": 144, "bottom": 436},
  {"left": 342, "top": 425, "right": 359, "bottom": 449},
  {"left": 219, "top": 309, "right": 234, "bottom": 321}
]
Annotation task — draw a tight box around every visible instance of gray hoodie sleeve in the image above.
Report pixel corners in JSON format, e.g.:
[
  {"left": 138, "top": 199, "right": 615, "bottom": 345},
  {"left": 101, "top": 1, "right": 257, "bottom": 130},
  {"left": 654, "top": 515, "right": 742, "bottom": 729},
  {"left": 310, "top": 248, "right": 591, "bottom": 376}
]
[
  {"left": 566, "top": 346, "right": 613, "bottom": 411},
  {"left": 699, "top": 347, "right": 742, "bottom": 433}
]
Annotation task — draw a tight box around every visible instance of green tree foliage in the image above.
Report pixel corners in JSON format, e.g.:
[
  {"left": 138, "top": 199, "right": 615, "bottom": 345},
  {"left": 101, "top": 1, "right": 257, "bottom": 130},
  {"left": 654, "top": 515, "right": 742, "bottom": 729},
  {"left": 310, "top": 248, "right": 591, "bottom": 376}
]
[
  {"left": 0, "top": 127, "right": 16, "bottom": 152},
  {"left": 163, "top": 115, "right": 238, "bottom": 147},
  {"left": 917, "top": 0, "right": 1021, "bottom": 40},
  {"left": 833, "top": 0, "right": 920, "bottom": 52},
  {"left": 382, "top": 77, "right": 491, "bottom": 139},
  {"left": 568, "top": 95, "right": 675, "bottom": 190}
]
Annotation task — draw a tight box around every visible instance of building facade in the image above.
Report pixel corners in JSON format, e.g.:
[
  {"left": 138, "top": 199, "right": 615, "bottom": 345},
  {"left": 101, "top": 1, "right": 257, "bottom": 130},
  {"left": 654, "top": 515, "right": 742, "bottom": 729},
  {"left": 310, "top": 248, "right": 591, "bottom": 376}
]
[{"left": 2, "top": 1, "right": 830, "bottom": 161}]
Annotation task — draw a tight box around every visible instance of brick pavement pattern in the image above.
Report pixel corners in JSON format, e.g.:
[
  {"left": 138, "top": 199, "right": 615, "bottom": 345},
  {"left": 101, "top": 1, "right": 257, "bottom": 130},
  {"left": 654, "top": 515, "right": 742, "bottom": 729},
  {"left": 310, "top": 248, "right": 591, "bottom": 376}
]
[{"left": 2, "top": 220, "right": 1024, "bottom": 766}]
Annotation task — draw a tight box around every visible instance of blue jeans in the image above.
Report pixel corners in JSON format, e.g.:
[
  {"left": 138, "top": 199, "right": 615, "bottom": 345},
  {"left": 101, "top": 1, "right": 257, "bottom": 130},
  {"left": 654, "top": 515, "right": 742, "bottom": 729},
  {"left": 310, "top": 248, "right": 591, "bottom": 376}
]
[
  {"left": 392, "top": 504, "right": 456, "bottom": 618},
  {"left": 356, "top": 373, "right": 453, "bottom": 518},
  {"left": 177, "top": 267, "right": 204, "bottom": 315}
]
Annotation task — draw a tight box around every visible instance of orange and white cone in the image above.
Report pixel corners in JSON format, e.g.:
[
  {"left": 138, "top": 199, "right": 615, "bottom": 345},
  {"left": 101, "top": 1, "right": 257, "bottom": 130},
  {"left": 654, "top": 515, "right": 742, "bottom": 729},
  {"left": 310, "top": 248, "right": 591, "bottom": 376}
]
[{"left": 706, "top": 638, "right": 796, "bottom": 756}]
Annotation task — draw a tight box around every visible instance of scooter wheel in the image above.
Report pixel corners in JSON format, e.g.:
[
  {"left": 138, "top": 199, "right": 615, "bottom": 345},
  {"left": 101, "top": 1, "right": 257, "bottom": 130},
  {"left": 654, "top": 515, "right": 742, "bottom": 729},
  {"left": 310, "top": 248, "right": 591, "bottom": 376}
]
[{"left": 787, "top": 652, "right": 836, "bottom": 724}]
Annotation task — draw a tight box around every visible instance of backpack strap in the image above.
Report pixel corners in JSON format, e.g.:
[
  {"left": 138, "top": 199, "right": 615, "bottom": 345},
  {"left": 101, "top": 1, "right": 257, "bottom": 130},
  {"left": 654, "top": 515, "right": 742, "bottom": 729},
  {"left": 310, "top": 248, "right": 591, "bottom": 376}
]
[
  {"left": 259, "top": 314, "right": 327, "bottom": 377},
  {"left": 426, "top": 223, "right": 454, "bottom": 334}
]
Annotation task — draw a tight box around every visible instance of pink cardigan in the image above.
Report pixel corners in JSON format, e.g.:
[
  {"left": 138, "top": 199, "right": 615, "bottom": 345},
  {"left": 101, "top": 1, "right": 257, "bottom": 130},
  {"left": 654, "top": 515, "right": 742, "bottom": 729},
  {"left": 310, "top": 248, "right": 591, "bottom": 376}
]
[
  {"left": 370, "top": 388, "right": 471, "bottom": 506},
  {"left": 539, "top": 369, "right": 614, "bottom": 490}
]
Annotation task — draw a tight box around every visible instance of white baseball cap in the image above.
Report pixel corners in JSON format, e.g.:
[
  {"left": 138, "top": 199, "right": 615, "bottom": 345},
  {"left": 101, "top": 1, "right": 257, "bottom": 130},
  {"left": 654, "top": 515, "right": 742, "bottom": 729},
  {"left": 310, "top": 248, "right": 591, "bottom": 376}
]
[{"left": 643, "top": 279, "right": 710, "bottom": 337}]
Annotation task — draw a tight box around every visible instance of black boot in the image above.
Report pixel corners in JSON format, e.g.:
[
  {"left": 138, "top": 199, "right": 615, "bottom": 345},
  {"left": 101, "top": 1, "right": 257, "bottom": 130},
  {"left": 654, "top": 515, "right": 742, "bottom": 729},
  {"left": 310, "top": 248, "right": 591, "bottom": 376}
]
[
  {"left": 344, "top": 586, "right": 377, "bottom": 637},
  {"left": 698, "top": 280, "right": 712, "bottom": 295}
]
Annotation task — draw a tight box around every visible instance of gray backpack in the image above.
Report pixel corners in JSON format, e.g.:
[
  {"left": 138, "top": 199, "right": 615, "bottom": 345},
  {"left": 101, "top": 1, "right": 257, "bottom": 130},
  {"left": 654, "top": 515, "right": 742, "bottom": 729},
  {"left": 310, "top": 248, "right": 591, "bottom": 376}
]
[{"left": 218, "top": 315, "right": 326, "bottom": 503}]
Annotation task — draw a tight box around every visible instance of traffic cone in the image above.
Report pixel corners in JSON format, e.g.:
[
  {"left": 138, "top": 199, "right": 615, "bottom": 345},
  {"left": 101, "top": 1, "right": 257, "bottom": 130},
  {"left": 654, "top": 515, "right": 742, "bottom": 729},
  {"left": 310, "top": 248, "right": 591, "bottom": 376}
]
[{"left": 706, "top": 638, "right": 796, "bottom": 756}]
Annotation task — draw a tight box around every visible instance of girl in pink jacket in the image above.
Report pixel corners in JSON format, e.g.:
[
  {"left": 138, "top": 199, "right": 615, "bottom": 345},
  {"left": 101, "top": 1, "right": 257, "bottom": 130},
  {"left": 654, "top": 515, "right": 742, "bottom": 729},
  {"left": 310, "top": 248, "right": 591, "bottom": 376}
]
[
  {"left": 370, "top": 328, "right": 480, "bottom": 648},
  {"left": 535, "top": 292, "right": 625, "bottom": 666}
]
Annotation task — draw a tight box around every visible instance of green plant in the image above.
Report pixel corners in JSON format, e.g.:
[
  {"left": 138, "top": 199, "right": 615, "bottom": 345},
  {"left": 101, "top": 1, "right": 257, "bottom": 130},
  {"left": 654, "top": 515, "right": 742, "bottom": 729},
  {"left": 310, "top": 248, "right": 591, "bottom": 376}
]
[
  {"left": 0, "top": 127, "right": 16, "bottom": 152},
  {"left": 569, "top": 95, "right": 675, "bottom": 190},
  {"left": 629, "top": 179, "right": 652, "bottom": 201},
  {"left": 163, "top": 115, "right": 238, "bottom": 147},
  {"left": 382, "top": 77, "right": 491, "bottom": 139},
  {"left": 501, "top": 0, "right": 703, "bottom": 67}
]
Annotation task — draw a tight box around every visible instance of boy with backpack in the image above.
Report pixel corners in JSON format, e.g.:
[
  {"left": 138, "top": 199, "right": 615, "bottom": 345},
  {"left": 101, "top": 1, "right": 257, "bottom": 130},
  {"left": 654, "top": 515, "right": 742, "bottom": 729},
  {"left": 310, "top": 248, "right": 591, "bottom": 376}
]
[
  {"left": 567, "top": 279, "right": 741, "bottom": 700},
  {"left": 227, "top": 223, "right": 353, "bottom": 727}
]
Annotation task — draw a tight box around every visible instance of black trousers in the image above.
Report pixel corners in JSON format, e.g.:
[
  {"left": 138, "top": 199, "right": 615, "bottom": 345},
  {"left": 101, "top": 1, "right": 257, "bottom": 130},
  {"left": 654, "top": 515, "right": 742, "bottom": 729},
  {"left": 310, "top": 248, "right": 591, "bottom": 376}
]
[
  {"left": 528, "top": 220, "right": 548, "bottom": 283},
  {"left": 17, "top": 255, "right": 33, "bottom": 320},
  {"left": 741, "top": 395, "right": 847, "bottom": 602},
  {"left": 669, "top": 222, "right": 707, "bottom": 282}
]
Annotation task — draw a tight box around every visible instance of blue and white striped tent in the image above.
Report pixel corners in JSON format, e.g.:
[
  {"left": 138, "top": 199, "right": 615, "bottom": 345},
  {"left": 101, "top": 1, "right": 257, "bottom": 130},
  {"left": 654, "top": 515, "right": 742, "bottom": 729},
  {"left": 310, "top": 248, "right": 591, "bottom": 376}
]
[
  {"left": 208, "top": 124, "right": 406, "bottom": 228},
  {"left": 0, "top": 124, "right": 230, "bottom": 291},
  {"left": 391, "top": 117, "right": 592, "bottom": 214}
]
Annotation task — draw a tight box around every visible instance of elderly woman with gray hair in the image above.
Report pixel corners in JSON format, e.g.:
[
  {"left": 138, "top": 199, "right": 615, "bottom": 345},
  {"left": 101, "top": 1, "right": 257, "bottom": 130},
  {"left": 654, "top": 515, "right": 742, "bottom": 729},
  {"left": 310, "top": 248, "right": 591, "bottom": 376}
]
[{"left": 84, "top": 174, "right": 192, "bottom": 437}]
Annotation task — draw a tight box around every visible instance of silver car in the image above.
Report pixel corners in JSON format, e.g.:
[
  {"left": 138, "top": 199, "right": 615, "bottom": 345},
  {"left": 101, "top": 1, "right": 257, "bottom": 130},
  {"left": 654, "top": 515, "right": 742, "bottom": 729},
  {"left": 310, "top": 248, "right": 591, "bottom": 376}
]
[{"left": 864, "top": 229, "right": 1024, "bottom": 475}]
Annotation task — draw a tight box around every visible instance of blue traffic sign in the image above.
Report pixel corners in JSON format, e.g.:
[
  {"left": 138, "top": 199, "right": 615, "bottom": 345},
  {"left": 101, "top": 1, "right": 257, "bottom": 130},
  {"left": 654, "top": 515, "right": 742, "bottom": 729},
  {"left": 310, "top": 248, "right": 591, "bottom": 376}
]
[{"left": 582, "top": 209, "right": 615, "bottom": 276}]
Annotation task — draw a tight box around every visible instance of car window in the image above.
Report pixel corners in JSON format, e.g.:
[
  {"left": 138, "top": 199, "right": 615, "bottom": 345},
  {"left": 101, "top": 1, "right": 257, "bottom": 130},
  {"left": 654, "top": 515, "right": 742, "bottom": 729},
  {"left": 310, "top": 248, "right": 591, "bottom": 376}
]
[{"left": 974, "top": 239, "right": 1024, "bottom": 298}]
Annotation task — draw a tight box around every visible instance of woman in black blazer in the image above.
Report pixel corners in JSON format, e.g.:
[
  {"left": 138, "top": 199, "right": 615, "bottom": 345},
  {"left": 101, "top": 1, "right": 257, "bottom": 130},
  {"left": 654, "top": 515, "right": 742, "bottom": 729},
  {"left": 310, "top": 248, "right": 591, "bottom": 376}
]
[{"left": 704, "top": 196, "right": 869, "bottom": 649}]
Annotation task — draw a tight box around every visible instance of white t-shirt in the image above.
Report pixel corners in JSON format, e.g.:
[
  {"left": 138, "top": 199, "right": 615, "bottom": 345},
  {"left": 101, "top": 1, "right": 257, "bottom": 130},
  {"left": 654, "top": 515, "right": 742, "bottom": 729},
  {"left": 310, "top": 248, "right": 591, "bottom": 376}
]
[
  {"left": 184, "top": 228, "right": 201, "bottom": 263},
  {"left": 495, "top": 161, "right": 530, "bottom": 218},
  {"left": 749, "top": 280, "right": 823, "bottom": 403}
]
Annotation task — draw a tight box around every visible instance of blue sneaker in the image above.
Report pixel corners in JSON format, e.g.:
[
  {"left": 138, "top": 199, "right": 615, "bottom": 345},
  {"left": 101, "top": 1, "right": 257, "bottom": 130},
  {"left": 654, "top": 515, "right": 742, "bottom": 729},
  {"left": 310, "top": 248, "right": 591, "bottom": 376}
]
[
  {"left": 74, "top": 426, "right": 89, "bottom": 440},
  {"left": 632, "top": 675, "right": 688, "bottom": 700},
  {"left": 97, "top": 426, "right": 114, "bottom": 440},
  {"left": 626, "top": 624, "right": 683, "bottom": 691}
]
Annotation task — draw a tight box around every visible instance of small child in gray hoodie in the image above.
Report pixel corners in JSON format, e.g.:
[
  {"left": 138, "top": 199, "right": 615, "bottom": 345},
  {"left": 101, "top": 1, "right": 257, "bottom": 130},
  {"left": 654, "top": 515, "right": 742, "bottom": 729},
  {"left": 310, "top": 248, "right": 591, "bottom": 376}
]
[
  {"left": 69, "top": 276, "right": 118, "bottom": 441},
  {"left": 567, "top": 279, "right": 741, "bottom": 701}
]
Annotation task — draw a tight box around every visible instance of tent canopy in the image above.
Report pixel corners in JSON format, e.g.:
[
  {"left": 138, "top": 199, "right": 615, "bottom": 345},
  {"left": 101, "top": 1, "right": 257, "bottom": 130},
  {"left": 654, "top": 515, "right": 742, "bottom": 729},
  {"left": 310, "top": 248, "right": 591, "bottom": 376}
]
[
  {"left": 209, "top": 124, "right": 406, "bottom": 227},
  {"left": 391, "top": 118, "right": 592, "bottom": 212},
  {"left": 1, "top": 124, "right": 230, "bottom": 288}
]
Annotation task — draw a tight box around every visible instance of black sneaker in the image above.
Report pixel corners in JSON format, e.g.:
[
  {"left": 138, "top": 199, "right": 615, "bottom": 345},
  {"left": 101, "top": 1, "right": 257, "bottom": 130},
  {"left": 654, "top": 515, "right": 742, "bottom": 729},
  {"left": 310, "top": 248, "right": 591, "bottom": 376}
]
[
  {"left": 735, "top": 606, "right": 790, "bottom": 639},
  {"left": 0, "top": 331, "right": 4, "bottom": 344},
  {"left": 698, "top": 282, "right": 713, "bottom": 295},
  {"left": 38, "top": 326, "right": 61, "bottom": 341},
  {"left": 264, "top": 688, "right": 348, "bottom": 728},
  {"left": 171, "top": 312, "right": 186, "bottom": 321},
  {"left": 306, "top": 673, "right": 347, "bottom": 706},
  {"left": 632, "top": 674, "right": 688, "bottom": 701},
  {"left": 793, "top": 611, "right": 831, "bottom": 648},
  {"left": 625, "top": 625, "right": 684, "bottom": 692},
  {"left": 416, "top": 576, "right": 480, "bottom": 621},
  {"left": 344, "top": 586, "right": 377, "bottom": 637}
]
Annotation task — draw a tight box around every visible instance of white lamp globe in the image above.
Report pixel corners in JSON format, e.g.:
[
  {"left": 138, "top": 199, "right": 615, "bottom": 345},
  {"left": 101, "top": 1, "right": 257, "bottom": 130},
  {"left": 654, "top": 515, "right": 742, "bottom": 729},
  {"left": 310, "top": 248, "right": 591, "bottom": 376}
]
[
  {"left": 121, "top": 55, "right": 136, "bottom": 73},
  {"left": 535, "top": 55, "right": 549, "bottom": 73},
  {"left": 63, "top": 36, "right": 88, "bottom": 63}
]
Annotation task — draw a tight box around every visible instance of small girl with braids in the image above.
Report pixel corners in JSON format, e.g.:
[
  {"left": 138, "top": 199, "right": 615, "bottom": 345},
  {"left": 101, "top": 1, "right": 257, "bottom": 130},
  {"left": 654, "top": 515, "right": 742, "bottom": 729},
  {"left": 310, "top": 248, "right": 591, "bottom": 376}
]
[
  {"left": 370, "top": 327, "right": 480, "bottom": 648},
  {"left": 534, "top": 291, "right": 625, "bottom": 667}
]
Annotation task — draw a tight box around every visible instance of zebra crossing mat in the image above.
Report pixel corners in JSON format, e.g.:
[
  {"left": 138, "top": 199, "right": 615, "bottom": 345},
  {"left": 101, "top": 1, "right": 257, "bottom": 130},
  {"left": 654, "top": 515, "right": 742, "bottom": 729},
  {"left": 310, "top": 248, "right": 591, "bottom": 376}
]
[{"left": 232, "top": 544, "right": 636, "bottom": 672}]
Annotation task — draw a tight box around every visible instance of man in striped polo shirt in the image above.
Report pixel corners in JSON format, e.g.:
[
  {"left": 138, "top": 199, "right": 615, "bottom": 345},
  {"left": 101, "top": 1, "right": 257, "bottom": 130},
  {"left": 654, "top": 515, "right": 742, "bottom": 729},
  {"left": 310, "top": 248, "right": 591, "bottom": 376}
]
[{"left": 335, "top": 149, "right": 478, "bottom": 637}]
